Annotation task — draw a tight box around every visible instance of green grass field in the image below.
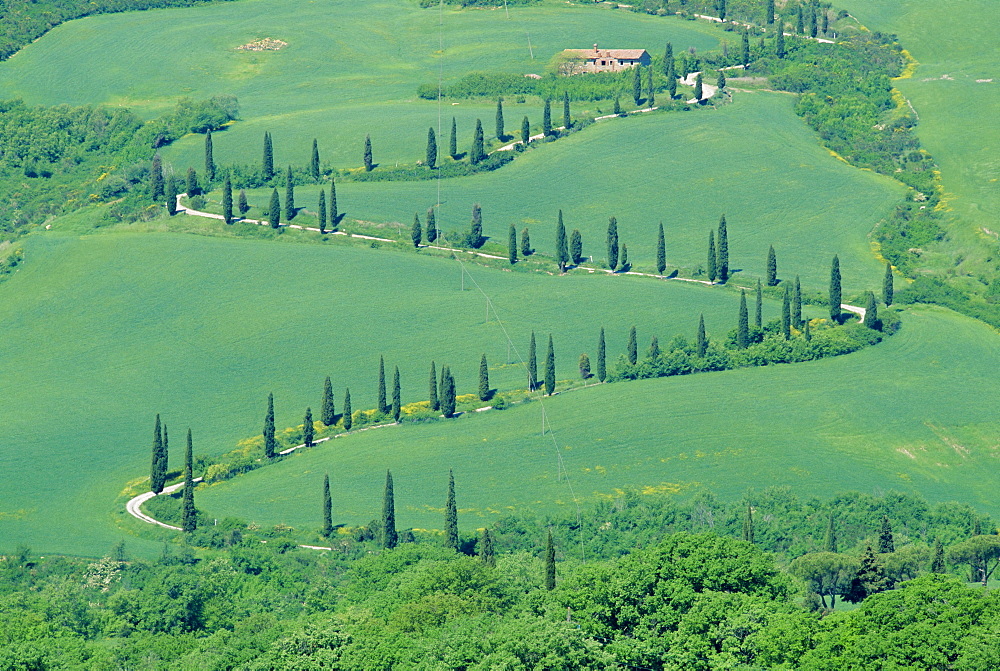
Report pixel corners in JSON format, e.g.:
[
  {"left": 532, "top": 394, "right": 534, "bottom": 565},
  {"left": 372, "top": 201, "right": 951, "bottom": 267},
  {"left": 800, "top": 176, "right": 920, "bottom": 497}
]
[{"left": 196, "top": 304, "right": 1000, "bottom": 536}]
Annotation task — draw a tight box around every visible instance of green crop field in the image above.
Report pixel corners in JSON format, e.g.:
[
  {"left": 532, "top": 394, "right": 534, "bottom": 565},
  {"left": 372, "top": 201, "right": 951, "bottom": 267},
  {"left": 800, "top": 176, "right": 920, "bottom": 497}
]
[{"left": 196, "top": 305, "right": 1000, "bottom": 538}]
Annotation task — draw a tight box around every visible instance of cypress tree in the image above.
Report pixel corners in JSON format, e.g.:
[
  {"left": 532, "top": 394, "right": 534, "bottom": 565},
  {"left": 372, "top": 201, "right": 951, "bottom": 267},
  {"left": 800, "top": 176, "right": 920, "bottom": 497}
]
[
  {"left": 322, "top": 376, "right": 335, "bottom": 426},
  {"left": 471, "top": 119, "right": 485, "bottom": 165},
  {"left": 318, "top": 189, "right": 327, "bottom": 233},
  {"left": 717, "top": 69, "right": 726, "bottom": 91},
  {"left": 161, "top": 425, "right": 169, "bottom": 487},
  {"left": 717, "top": 214, "right": 729, "bottom": 282},
  {"left": 411, "top": 212, "right": 422, "bottom": 248},
  {"left": 666, "top": 42, "right": 677, "bottom": 99},
  {"left": 392, "top": 366, "right": 401, "bottom": 423},
  {"left": 303, "top": 407, "right": 314, "bottom": 447},
  {"left": 222, "top": 174, "right": 233, "bottom": 224},
  {"left": 646, "top": 65, "right": 655, "bottom": 106},
  {"left": 825, "top": 515, "right": 838, "bottom": 553},
  {"left": 441, "top": 367, "right": 457, "bottom": 417},
  {"left": 544, "top": 529, "right": 556, "bottom": 590},
  {"left": 775, "top": 22, "right": 786, "bottom": 58},
  {"left": 382, "top": 470, "right": 397, "bottom": 549},
  {"left": 883, "top": 262, "right": 894, "bottom": 306},
  {"left": 697, "top": 314, "right": 708, "bottom": 357},
  {"left": 632, "top": 65, "right": 643, "bottom": 105},
  {"left": 264, "top": 392, "right": 276, "bottom": 458},
  {"left": 863, "top": 291, "right": 879, "bottom": 330},
  {"left": 765, "top": 246, "right": 778, "bottom": 286},
  {"left": 579, "top": 353, "right": 591, "bottom": 379},
  {"left": 329, "top": 178, "right": 338, "bottom": 229},
  {"left": 627, "top": 326, "right": 638, "bottom": 365},
  {"left": 480, "top": 528, "right": 495, "bottom": 566},
  {"left": 607, "top": 217, "right": 619, "bottom": 271},
  {"left": 263, "top": 131, "right": 274, "bottom": 180},
  {"left": 182, "top": 428, "right": 197, "bottom": 532},
  {"left": 310, "top": 138, "right": 320, "bottom": 180},
  {"left": 694, "top": 72, "right": 704, "bottom": 101},
  {"left": 478, "top": 354, "right": 490, "bottom": 401},
  {"left": 186, "top": 167, "right": 199, "bottom": 197},
  {"left": 563, "top": 91, "right": 571, "bottom": 128},
  {"left": 544, "top": 334, "right": 556, "bottom": 396},
  {"left": 204, "top": 130, "right": 215, "bottom": 182},
  {"left": 377, "top": 355, "right": 387, "bottom": 414},
  {"left": 444, "top": 470, "right": 459, "bottom": 550},
  {"left": 620, "top": 244, "right": 629, "bottom": 271},
  {"left": 597, "top": 327, "right": 607, "bottom": 382},
  {"left": 527, "top": 331, "right": 537, "bottom": 390},
  {"left": 707, "top": 231, "right": 717, "bottom": 283},
  {"left": 737, "top": 290, "right": 749, "bottom": 348},
  {"left": 781, "top": 284, "right": 791, "bottom": 340},
  {"left": 743, "top": 503, "right": 755, "bottom": 544},
  {"left": 741, "top": 29, "right": 750, "bottom": 67},
  {"left": 508, "top": 225, "right": 518, "bottom": 264},
  {"left": 829, "top": 254, "right": 842, "bottom": 321},
  {"left": 495, "top": 98, "right": 505, "bottom": 140},
  {"left": 822, "top": 9, "right": 829, "bottom": 35},
  {"left": 322, "top": 473, "right": 333, "bottom": 537},
  {"left": 878, "top": 516, "right": 894, "bottom": 553},
  {"left": 363, "top": 134, "right": 373, "bottom": 171},
  {"left": 284, "top": 166, "right": 295, "bottom": 219},
  {"left": 570, "top": 229, "right": 583, "bottom": 265},
  {"left": 151, "top": 414, "right": 165, "bottom": 494},
  {"left": 427, "top": 207, "right": 437, "bottom": 243},
  {"left": 521, "top": 116, "right": 530, "bottom": 144},
  {"left": 450, "top": 117, "right": 458, "bottom": 159},
  {"left": 809, "top": 5, "right": 818, "bottom": 38},
  {"left": 469, "top": 203, "right": 483, "bottom": 248},
  {"left": 426, "top": 127, "right": 437, "bottom": 169},
  {"left": 268, "top": 189, "right": 280, "bottom": 229},
  {"left": 647, "top": 336, "right": 660, "bottom": 360},
  {"left": 429, "top": 361, "right": 439, "bottom": 411},
  {"left": 804, "top": 318, "right": 812, "bottom": 341},
  {"left": 555, "top": 211, "right": 569, "bottom": 272},
  {"left": 755, "top": 279, "right": 763, "bottom": 330},
  {"left": 793, "top": 276, "right": 802, "bottom": 328},
  {"left": 656, "top": 222, "right": 666, "bottom": 275},
  {"left": 165, "top": 174, "right": 177, "bottom": 214},
  {"left": 343, "top": 389, "right": 353, "bottom": 431},
  {"left": 931, "top": 538, "right": 945, "bottom": 573},
  {"left": 614, "top": 97, "right": 623, "bottom": 115},
  {"left": 766, "top": 0, "right": 775, "bottom": 23},
  {"left": 238, "top": 189, "right": 249, "bottom": 215},
  {"left": 796, "top": 5, "right": 804, "bottom": 34},
  {"left": 521, "top": 227, "right": 532, "bottom": 257},
  {"left": 542, "top": 99, "right": 552, "bottom": 136}
]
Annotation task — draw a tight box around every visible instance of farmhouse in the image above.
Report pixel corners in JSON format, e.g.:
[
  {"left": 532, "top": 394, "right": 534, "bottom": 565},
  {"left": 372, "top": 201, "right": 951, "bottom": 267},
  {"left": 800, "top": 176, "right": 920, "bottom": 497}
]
[{"left": 558, "top": 44, "right": 651, "bottom": 74}]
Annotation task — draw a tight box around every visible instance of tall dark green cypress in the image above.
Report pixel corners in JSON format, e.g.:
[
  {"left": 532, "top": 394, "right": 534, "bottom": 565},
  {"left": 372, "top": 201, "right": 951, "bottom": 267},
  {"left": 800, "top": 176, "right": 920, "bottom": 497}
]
[
  {"left": 322, "top": 376, "right": 335, "bottom": 426},
  {"left": 775, "top": 21, "right": 786, "bottom": 58},
  {"left": 495, "top": 98, "right": 505, "bottom": 139},
  {"left": 793, "top": 276, "right": 802, "bottom": 328},
  {"left": 766, "top": 245, "right": 778, "bottom": 285},
  {"left": 544, "top": 529, "right": 556, "bottom": 590},
  {"left": 646, "top": 65, "right": 655, "bottom": 106},
  {"left": 329, "top": 177, "right": 338, "bottom": 227},
  {"left": 318, "top": 189, "right": 327, "bottom": 233},
  {"left": 931, "top": 538, "right": 945, "bottom": 573},
  {"left": 825, "top": 515, "right": 838, "bottom": 553},
  {"left": 377, "top": 356, "right": 387, "bottom": 414},
  {"left": 186, "top": 167, "right": 200, "bottom": 198},
  {"left": 471, "top": 119, "right": 484, "bottom": 165},
  {"left": 694, "top": 72, "right": 704, "bottom": 101},
  {"left": 392, "top": 366, "right": 401, "bottom": 423},
  {"left": 597, "top": 327, "right": 607, "bottom": 382},
  {"left": 717, "top": 68, "right": 727, "bottom": 92},
  {"left": 322, "top": 473, "right": 333, "bottom": 537},
  {"left": 796, "top": 5, "right": 804, "bottom": 34},
  {"left": 863, "top": 291, "right": 879, "bottom": 329},
  {"left": 829, "top": 254, "right": 842, "bottom": 321},
  {"left": 182, "top": 428, "right": 196, "bottom": 532},
  {"left": 707, "top": 231, "right": 717, "bottom": 283},
  {"left": 737, "top": 290, "right": 749, "bottom": 348},
  {"left": 151, "top": 414, "right": 165, "bottom": 494},
  {"left": 445, "top": 470, "right": 459, "bottom": 550},
  {"left": 765, "top": 0, "right": 775, "bottom": 23},
  {"left": 450, "top": 117, "right": 458, "bottom": 159},
  {"left": 570, "top": 229, "right": 583, "bottom": 265},
  {"left": 411, "top": 212, "right": 422, "bottom": 248},
  {"left": 883, "top": 262, "right": 894, "bottom": 306},
  {"left": 382, "top": 470, "right": 397, "bottom": 549},
  {"left": 743, "top": 503, "right": 755, "bottom": 543},
  {"left": 544, "top": 334, "right": 556, "bottom": 396},
  {"left": 441, "top": 367, "right": 456, "bottom": 417},
  {"left": 303, "top": 407, "right": 314, "bottom": 447},
  {"left": 666, "top": 44, "right": 677, "bottom": 99},
  {"left": 781, "top": 284, "right": 791, "bottom": 340},
  {"left": 426, "top": 128, "right": 437, "bottom": 169},
  {"left": 508, "top": 225, "right": 518, "bottom": 264},
  {"left": 165, "top": 175, "right": 177, "bottom": 214},
  {"left": 263, "top": 131, "right": 274, "bottom": 180},
  {"left": 521, "top": 227, "right": 531, "bottom": 257},
  {"left": 264, "top": 392, "right": 276, "bottom": 458},
  {"left": 632, "top": 65, "right": 643, "bottom": 105},
  {"left": 204, "top": 130, "right": 215, "bottom": 182},
  {"left": 429, "top": 361, "right": 439, "bottom": 411},
  {"left": 528, "top": 331, "right": 537, "bottom": 390},
  {"left": 563, "top": 91, "right": 571, "bottom": 128},
  {"left": 238, "top": 189, "right": 248, "bottom": 215},
  {"left": 555, "top": 211, "right": 569, "bottom": 272},
  {"left": 607, "top": 217, "right": 619, "bottom": 271},
  {"left": 284, "top": 166, "right": 295, "bottom": 219},
  {"left": 755, "top": 279, "right": 763, "bottom": 330},
  {"left": 426, "top": 207, "right": 437, "bottom": 243},
  {"left": 697, "top": 314, "right": 708, "bottom": 357},
  {"left": 469, "top": 203, "right": 484, "bottom": 248},
  {"left": 627, "top": 326, "right": 638, "bottom": 365},
  {"left": 716, "top": 214, "right": 729, "bottom": 283},
  {"left": 310, "top": 138, "right": 320, "bottom": 180},
  {"left": 647, "top": 336, "right": 660, "bottom": 360},
  {"left": 343, "top": 389, "right": 353, "bottom": 431},
  {"left": 222, "top": 174, "right": 233, "bottom": 224},
  {"left": 741, "top": 29, "right": 751, "bottom": 67},
  {"left": 478, "top": 354, "right": 490, "bottom": 401},
  {"left": 363, "top": 134, "right": 373, "bottom": 171},
  {"left": 656, "top": 222, "right": 666, "bottom": 275},
  {"left": 521, "top": 116, "right": 530, "bottom": 144},
  {"left": 268, "top": 189, "right": 280, "bottom": 229},
  {"left": 542, "top": 99, "right": 552, "bottom": 136},
  {"left": 480, "top": 528, "right": 495, "bottom": 565},
  {"left": 878, "top": 516, "right": 894, "bottom": 553}
]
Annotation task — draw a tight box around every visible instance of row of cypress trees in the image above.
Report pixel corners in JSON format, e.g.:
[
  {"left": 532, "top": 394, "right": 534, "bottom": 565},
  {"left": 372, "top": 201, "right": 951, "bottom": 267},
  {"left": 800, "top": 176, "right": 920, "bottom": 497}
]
[{"left": 149, "top": 416, "right": 198, "bottom": 533}]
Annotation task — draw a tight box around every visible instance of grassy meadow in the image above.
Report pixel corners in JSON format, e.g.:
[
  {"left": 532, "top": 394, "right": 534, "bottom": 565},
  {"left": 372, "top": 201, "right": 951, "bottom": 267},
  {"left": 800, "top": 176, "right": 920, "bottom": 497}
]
[{"left": 196, "top": 304, "right": 1000, "bottom": 537}]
